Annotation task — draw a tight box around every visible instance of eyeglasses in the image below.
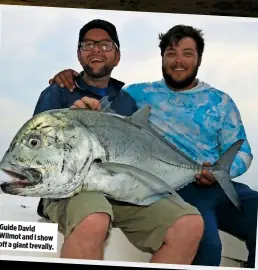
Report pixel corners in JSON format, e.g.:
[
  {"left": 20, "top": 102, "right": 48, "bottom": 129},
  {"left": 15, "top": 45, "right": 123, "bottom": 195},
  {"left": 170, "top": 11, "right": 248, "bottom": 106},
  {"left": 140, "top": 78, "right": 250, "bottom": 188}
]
[{"left": 79, "top": 39, "right": 118, "bottom": 52}]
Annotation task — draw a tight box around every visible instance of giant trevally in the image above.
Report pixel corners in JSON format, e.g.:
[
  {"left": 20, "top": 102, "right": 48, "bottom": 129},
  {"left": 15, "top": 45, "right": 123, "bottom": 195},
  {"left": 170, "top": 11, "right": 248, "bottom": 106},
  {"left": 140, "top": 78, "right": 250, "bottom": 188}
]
[{"left": 0, "top": 106, "right": 244, "bottom": 210}]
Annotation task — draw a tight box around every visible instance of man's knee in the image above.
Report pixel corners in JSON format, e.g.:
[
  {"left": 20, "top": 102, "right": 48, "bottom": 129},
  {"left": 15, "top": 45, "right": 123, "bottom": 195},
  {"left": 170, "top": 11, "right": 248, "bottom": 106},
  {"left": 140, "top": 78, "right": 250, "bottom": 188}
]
[
  {"left": 72, "top": 212, "right": 111, "bottom": 242},
  {"left": 164, "top": 214, "right": 204, "bottom": 244}
]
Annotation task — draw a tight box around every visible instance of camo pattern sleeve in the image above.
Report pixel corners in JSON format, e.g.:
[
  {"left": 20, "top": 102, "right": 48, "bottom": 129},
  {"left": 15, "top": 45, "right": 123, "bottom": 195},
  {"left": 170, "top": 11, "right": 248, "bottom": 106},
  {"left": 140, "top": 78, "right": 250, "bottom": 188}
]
[
  {"left": 123, "top": 79, "right": 253, "bottom": 179},
  {"left": 217, "top": 94, "right": 253, "bottom": 178}
]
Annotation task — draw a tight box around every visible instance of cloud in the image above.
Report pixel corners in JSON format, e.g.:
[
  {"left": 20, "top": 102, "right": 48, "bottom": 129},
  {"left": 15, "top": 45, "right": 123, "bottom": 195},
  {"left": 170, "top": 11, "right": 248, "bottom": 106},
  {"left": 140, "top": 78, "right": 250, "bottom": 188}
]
[
  {"left": 0, "top": 8, "right": 2, "bottom": 51},
  {"left": 0, "top": 97, "right": 32, "bottom": 149},
  {"left": 0, "top": 95, "right": 34, "bottom": 185},
  {"left": 199, "top": 43, "right": 258, "bottom": 127},
  {"left": 0, "top": 97, "right": 34, "bottom": 183},
  {"left": 0, "top": 5, "right": 257, "bottom": 190},
  {"left": 0, "top": 6, "right": 156, "bottom": 104}
]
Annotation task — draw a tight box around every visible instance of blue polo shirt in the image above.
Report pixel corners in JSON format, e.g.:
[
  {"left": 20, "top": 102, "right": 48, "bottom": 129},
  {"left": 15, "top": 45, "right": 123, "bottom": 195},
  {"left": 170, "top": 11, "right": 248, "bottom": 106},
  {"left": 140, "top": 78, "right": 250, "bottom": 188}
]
[{"left": 33, "top": 72, "right": 137, "bottom": 117}]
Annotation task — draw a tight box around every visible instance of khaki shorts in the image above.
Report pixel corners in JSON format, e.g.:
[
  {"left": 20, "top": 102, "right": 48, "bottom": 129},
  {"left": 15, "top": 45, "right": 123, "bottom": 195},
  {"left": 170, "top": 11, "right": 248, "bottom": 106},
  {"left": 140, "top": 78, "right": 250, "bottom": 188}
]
[{"left": 43, "top": 191, "right": 200, "bottom": 253}]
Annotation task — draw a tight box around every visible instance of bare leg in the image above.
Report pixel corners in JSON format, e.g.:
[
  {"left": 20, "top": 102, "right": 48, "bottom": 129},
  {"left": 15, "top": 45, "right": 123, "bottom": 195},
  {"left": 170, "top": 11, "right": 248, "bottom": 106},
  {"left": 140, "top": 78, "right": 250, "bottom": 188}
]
[
  {"left": 60, "top": 213, "right": 110, "bottom": 259},
  {"left": 151, "top": 215, "right": 204, "bottom": 264}
]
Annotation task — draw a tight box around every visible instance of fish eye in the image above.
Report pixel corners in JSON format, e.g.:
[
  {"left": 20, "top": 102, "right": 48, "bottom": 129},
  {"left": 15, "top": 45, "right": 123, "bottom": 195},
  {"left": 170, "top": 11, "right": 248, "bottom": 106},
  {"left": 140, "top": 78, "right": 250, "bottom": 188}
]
[{"left": 28, "top": 136, "right": 41, "bottom": 148}]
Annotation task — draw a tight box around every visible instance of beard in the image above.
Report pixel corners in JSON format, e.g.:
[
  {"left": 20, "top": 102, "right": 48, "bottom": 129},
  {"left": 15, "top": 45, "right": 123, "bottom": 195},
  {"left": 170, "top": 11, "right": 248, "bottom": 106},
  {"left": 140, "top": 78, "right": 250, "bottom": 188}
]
[
  {"left": 162, "top": 65, "right": 199, "bottom": 90},
  {"left": 83, "top": 64, "right": 114, "bottom": 79}
]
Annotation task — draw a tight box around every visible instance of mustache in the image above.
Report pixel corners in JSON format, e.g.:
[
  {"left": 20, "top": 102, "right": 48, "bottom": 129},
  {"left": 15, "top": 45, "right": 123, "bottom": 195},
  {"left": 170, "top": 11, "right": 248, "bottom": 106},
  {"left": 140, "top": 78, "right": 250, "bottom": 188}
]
[
  {"left": 170, "top": 64, "right": 188, "bottom": 69},
  {"left": 87, "top": 54, "right": 106, "bottom": 60}
]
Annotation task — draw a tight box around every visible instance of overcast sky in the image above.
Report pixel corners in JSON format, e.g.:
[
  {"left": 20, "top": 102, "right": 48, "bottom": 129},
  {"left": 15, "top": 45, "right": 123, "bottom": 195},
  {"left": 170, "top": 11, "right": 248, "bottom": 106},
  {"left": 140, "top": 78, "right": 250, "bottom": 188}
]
[{"left": 0, "top": 5, "right": 257, "bottom": 192}]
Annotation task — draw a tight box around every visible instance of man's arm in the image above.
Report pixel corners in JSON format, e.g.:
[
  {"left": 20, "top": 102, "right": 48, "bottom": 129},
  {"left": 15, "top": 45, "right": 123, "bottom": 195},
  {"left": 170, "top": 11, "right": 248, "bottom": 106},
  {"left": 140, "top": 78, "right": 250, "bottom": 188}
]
[
  {"left": 218, "top": 96, "right": 253, "bottom": 179},
  {"left": 49, "top": 69, "right": 79, "bottom": 92},
  {"left": 196, "top": 95, "right": 253, "bottom": 186},
  {"left": 33, "top": 84, "right": 63, "bottom": 116}
]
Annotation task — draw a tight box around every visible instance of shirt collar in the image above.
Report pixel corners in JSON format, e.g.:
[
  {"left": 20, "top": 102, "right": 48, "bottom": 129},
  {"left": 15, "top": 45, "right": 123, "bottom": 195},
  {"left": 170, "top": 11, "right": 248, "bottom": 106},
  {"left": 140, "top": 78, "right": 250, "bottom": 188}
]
[{"left": 75, "top": 71, "right": 125, "bottom": 99}]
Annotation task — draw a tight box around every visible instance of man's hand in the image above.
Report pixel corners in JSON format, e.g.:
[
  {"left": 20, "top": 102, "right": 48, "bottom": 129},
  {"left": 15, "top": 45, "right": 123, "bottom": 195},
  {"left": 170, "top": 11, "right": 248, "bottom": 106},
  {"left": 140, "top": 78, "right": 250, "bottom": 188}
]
[
  {"left": 71, "top": 97, "right": 101, "bottom": 110},
  {"left": 49, "top": 69, "right": 79, "bottom": 92},
  {"left": 195, "top": 162, "right": 216, "bottom": 186}
]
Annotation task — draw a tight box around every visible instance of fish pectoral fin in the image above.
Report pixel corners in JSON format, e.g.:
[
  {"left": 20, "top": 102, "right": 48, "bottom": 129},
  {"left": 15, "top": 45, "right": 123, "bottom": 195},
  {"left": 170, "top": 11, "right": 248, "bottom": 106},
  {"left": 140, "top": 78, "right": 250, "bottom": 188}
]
[
  {"left": 98, "top": 162, "right": 176, "bottom": 195},
  {"left": 98, "top": 162, "right": 156, "bottom": 179}
]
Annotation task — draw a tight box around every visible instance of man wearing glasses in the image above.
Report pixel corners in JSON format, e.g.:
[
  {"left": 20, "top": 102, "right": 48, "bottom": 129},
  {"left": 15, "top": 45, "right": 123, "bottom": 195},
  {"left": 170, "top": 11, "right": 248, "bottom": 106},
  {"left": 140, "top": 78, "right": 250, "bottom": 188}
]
[{"left": 32, "top": 19, "right": 204, "bottom": 264}]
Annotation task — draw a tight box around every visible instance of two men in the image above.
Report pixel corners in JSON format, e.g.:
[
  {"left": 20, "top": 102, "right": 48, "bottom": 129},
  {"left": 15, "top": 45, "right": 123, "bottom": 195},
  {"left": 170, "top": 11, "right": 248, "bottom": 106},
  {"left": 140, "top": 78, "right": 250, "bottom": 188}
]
[
  {"left": 33, "top": 19, "right": 204, "bottom": 264},
  {"left": 48, "top": 22, "right": 257, "bottom": 268}
]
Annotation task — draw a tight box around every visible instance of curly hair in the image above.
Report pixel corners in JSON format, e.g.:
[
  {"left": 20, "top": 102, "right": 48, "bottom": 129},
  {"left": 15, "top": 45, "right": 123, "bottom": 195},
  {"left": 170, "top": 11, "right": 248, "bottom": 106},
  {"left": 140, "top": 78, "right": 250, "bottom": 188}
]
[{"left": 158, "top": 25, "right": 205, "bottom": 57}]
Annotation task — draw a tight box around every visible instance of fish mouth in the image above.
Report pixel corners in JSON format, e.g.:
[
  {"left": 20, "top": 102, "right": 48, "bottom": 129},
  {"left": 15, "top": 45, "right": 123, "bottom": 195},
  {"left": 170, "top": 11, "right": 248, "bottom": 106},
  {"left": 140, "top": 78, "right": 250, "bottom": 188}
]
[{"left": 0, "top": 162, "right": 42, "bottom": 194}]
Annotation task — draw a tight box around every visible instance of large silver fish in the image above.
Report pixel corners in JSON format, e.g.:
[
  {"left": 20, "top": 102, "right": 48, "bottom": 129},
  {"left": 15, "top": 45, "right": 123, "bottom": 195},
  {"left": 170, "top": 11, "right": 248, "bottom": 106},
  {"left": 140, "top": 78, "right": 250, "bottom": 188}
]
[{"left": 0, "top": 106, "right": 243, "bottom": 210}]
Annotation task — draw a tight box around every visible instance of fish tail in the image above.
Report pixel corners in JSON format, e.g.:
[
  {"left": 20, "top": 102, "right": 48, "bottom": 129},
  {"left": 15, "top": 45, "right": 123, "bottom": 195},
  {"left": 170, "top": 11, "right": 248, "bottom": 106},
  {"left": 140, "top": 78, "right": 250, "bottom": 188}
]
[
  {"left": 211, "top": 139, "right": 244, "bottom": 211},
  {"left": 213, "top": 139, "right": 244, "bottom": 170}
]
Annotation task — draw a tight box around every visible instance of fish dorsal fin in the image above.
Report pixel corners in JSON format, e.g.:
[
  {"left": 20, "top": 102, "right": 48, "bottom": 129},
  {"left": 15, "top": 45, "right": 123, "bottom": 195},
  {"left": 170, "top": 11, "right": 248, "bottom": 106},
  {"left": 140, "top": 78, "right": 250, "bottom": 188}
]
[{"left": 128, "top": 105, "right": 151, "bottom": 127}]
